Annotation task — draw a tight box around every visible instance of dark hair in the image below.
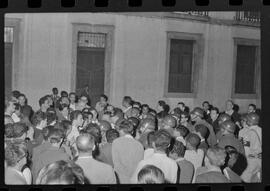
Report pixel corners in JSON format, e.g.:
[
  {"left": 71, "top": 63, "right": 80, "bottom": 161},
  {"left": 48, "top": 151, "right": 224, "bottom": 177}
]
[
  {"left": 147, "top": 131, "right": 155, "bottom": 148},
  {"left": 170, "top": 140, "right": 186, "bottom": 157},
  {"left": 195, "top": 124, "right": 209, "bottom": 139},
  {"left": 180, "top": 111, "right": 190, "bottom": 120},
  {"left": 69, "top": 92, "right": 76, "bottom": 97},
  {"left": 5, "top": 123, "right": 14, "bottom": 138},
  {"left": 158, "top": 100, "right": 166, "bottom": 107},
  {"left": 211, "top": 107, "right": 219, "bottom": 114},
  {"left": 61, "top": 91, "right": 68, "bottom": 97},
  {"left": 137, "top": 165, "right": 165, "bottom": 184},
  {"left": 175, "top": 125, "right": 190, "bottom": 138},
  {"left": 12, "top": 90, "right": 21, "bottom": 99},
  {"left": 18, "top": 93, "right": 26, "bottom": 99},
  {"left": 46, "top": 111, "right": 58, "bottom": 125},
  {"left": 12, "top": 122, "right": 28, "bottom": 138},
  {"left": 106, "top": 129, "right": 120, "bottom": 143},
  {"left": 123, "top": 96, "right": 133, "bottom": 106},
  {"left": 142, "top": 104, "right": 149, "bottom": 109},
  {"left": 118, "top": 120, "right": 134, "bottom": 135},
  {"left": 178, "top": 102, "right": 185, "bottom": 107},
  {"left": 70, "top": 110, "right": 82, "bottom": 122},
  {"left": 83, "top": 123, "right": 102, "bottom": 143},
  {"left": 14, "top": 103, "right": 22, "bottom": 111},
  {"left": 52, "top": 87, "right": 58, "bottom": 92},
  {"left": 5, "top": 141, "right": 27, "bottom": 167},
  {"left": 248, "top": 104, "right": 256, "bottom": 110},
  {"left": 39, "top": 96, "right": 48, "bottom": 107},
  {"left": 100, "top": 94, "right": 108, "bottom": 101},
  {"left": 32, "top": 111, "right": 47, "bottom": 126},
  {"left": 162, "top": 104, "right": 170, "bottom": 113},
  {"left": 154, "top": 129, "right": 171, "bottom": 151},
  {"left": 42, "top": 125, "right": 55, "bottom": 141},
  {"left": 48, "top": 128, "right": 65, "bottom": 144},
  {"left": 202, "top": 101, "right": 210, "bottom": 106},
  {"left": 36, "top": 160, "right": 86, "bottom": 184}
]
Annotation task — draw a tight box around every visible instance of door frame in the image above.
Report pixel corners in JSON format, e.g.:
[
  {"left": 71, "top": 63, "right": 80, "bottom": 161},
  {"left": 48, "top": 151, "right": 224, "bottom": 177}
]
[{"left": 71, "top": 23, "right": 114, "bottom": 99}]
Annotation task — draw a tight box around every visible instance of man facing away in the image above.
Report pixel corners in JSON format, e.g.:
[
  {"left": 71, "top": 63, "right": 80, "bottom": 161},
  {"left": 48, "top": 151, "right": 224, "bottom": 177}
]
[{"left": 75, "top": 133, "right": 116, "bottom": 184}]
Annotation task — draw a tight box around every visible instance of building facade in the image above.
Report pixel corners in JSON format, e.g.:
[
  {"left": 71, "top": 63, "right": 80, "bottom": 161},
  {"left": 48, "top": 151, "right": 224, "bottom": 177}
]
[{"left": 5, "top": 12, "right": 261, "bottom": 112}]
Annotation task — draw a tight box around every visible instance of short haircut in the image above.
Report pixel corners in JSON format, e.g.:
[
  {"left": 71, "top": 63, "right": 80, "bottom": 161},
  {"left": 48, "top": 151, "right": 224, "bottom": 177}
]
[
  {"left": 170, "top": 140, "right": 186, "bottom": 157},
  {"left": 69, "top": 92, "right": 76, "bottom": 97},
  {"left": 76, "top": 133, "right": 95, "bottom": 153},
  {"left": 46, "top": 111, "right": 58, "bottom": 125},
  {"left": 206, "top": 146, "right": 226, "bottom": 167},
  {"left": 211, "top": 107, "right": 219, "bottom": 114},
  {"left": 195, "top": 124, "right": 209, "bottom": 139},
  {"left": 36, "top": 160, "right": 86, "bottom": 184},
  {"left": 141, "top": 104, "right": 149, "bottom": 109},
  {"left": 106, "top": 129, "right": 120, "bottom": 143},
  {"left": 100, "top": 94, "right": 108, "bottom": 101},
  {"left": 12, "top": 90, "right": 21, "bottom": 99},
  {"left": 5, "top": 141, "right": 27, "bottom": 167},
  {"left": 202, "top": 101, "right": 210, "bottom": 106},
  {"left": 186, "top": 133, "right": 201, "bottom": 148},
  {"left": 18, "top": 93, "right": 26, "bottom": 99},
  {"left": 175, "top": 125, "right": 190, "bottom": 138},
  {"left": 61, "top": 91, "right": 68, "bottom": 97},
  {"left": 178, "top": 102, "right": 185, "bottom": 107},
  {"left": 48, "top": 128, "right": 64, "bottom": 144},
  {"left": 83, "top": 123, "right": 102, "bottom": 143},
  {"left": 181, "top": 111, "right": 190, "bottom": 119},
  {"left": 70, "top": 110, "right": 82, "bottom": 122},
  {"left": 154, "top": 129, "right": 171, "bottom": 151},
  {"left": 158, "top": 100, "right": 166, "bottom": 107},
  {"left": 60, "top": 120, "right": 72, "bottom": 134},
  {"left": 249, "top": 104, "right": 256, "bottom": 110},
  {"left": 118, "top": 119, "right": 134, "bottom": 134},
  {"left": 137, "top": 165, "right": 165, "bottom": 184},
  {"left": 39, "top": 96, "right": 48, "bottom": 107},
  {"left": 52, "top": 87, "right": 58, "bottom": 92},
  {"left": 42, "top": 125, "right": 55, "bottom": 141},
  {"left": 12, "top": 122, "right": 28, "bottom": 138},
  {"left": 123, "top": 96, "right": 132, "bottom": 106}
]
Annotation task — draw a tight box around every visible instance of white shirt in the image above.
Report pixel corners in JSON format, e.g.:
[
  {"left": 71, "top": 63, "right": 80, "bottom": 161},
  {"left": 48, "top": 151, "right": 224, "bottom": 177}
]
[
  {"left": 184, "top": 149, "right": 204, "bottom": 172},
  {"left": 69, "top": 103, "right": 76, "bottom": 111},
  {"left": 11, "top": 113, "right": 21, "bottom": 123},
  {"left": 143, "top": 148, "right": 154, "bottom": 159},
  {"left": 131, "top": 152, "right": 178, "bottom": 183},
  {"left": 67, "top": 126, "right": 80, "bottom": 146},
  {"left": 176, "top": 136, "right": 186, "bottom": 146}
]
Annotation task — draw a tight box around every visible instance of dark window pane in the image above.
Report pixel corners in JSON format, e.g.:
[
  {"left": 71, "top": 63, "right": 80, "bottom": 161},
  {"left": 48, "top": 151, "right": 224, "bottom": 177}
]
[
  {"left": 235, "top": 45, "right": 256, "bottom": 94},
  {"left": 168, "top": 39, "right": 193, "bottom": 93}
]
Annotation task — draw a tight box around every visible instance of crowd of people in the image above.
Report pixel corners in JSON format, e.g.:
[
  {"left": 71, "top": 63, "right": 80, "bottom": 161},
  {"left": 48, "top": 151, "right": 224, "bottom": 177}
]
[{"left": 4, "top": 88, "right": 262, "bottom": 184}]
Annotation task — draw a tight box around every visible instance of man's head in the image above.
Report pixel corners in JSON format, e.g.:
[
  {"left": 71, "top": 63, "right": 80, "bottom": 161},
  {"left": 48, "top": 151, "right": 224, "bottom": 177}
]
[
  {"left": 246, "top": 112, "right": 260, "bottom": 126},
  {"left": 106, "top": 129, "right": 120, "bottom": 143},
  {"left": 240, "top": 114, "right": 249, "bottom": 129},
  {"left": 224, "top": 145, "right": 239, "bottom": 169},
  {"left": 139, "top": 118, "right": 156, "bottom": 134},
  {"left": 169, "top": 140, "right": 186, "bottom": 160},
  {"left": 177, "top": 102, "right": 185, "bottom": 112},
  {"left": 190, "top": 107, "right": 204, "bottom": 121},
  {"left": 205, "top": 147, "right": 226, "bottom": 168},
  {"left": 18, "top": 94, "right": 27, "bottom": 106},
  {"left": 61, "top": 91, "right": 68, "bottom": 98},
  {"left": 202, "top": 101, "right": 210, "bottom": 112},
  {"left": 118, "top": 119, "right": 134, "bottom": 136},
  {"left": 210, "top": 107, "right": 219, "bottom": 121},
  {"left": 47, "top": 128, "right": 65, "bottom": 147},
  {"left": 157, "top": 100, "right": 166, "bottom": 112},
  {"left": 12, "top": 122, "right": 28, "bottom": 140},
  {"left": 12, "top": 90, "right": 21, "bottom": 103},
  {"left": 122, "top": 96, "right": 133, "bottom": 108},
  {"left": 186, "top": 133, "right": 201, "bottom": 150},
  {"left": 5, "top": 141, "right": 27, "bottom": 168},
  {"left": 39, "top": 96, "right": 50, "bottom": 111},
  {"left": 32, "top": 110, "right": 47, "bottom": 128},
  {"left": 180, "top": 111, "right": 190, "bottom": 124},
  {"left": 52, "top": 87, "right": 58, "bottom": 95},
  {"left": 5, "top": 96, "right": 16, "bottom": 115},
  {"left": 70, "top": 110, "right": 83, "bottom": 127},
  {"left": 217, "top": 113, "right": 231, "bottom": 125},
  {"left": 248, "top": 104, "right": 256, "bottom": 114},
  {"left": 174, "top": 125, "right": 190, "bottom": 138},
  {"left": 100, "top": 94, "right": 108, "bottom": 104},
  {"left": 78, "top": 95, "right": 88, "bottom": 107},
  {"left": 195, "top": 124, "right": 209, "bottom": 140},
  {"left": 69, "top": 92, "right": 76, "bottom": 104},
  {"left": 153, "top": 129, "right": 171, "bottom": 153},
  {"left": 220, "top": 120, "right": 236, "bottom": 135},
  {"left": 226, "top": 100, "right": 234, "bottom": 111},
  {"left": 162, "top": 115, "right": 177, "bottom": 129},
  {"left": 131, "top": 107, "right": 141, "bottom": 118},
  {"left": 76, "top": 133, "right": 96, "bottom": 153}
]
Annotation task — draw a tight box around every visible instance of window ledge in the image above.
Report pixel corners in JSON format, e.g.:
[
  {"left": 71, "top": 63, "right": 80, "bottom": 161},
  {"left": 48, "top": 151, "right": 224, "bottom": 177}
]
[
  {"left": 164, "top": 92, "right": 196, "bottom": 98},
  {"left": 232, "top": 20, "right": 260, "bottom": 28},
  {"left": 232, "top": 94, "right": 258, "bottom": 99},
  {"left": 163, "top": 12, "right": 210, "bottom": 22}
]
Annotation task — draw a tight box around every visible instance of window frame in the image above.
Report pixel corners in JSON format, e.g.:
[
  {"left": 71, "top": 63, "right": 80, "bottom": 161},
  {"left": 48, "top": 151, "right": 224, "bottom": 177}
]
[
  {"left": 164, "top": 31, "right": 203, "bottom": 98},
  {"left": 232, "top": 38, "right": 260, "bottom": 99},
  {"left": 4, "top": 18, "right": 21, "bottom": 91}
]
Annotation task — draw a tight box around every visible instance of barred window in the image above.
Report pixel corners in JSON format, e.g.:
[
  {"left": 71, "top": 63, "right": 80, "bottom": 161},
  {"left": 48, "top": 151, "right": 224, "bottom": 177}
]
[
  {"left": 4, "top": 27, "right": 14, "bottom": 43},
  {"left": 78, "top": 32, "right": 106, "bottom": 48}
]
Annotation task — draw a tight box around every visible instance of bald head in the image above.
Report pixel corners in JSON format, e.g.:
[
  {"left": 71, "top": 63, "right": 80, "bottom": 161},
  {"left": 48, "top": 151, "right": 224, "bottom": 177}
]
[{"left": 76, "top": 134, "right": 95, "bottom": 153}]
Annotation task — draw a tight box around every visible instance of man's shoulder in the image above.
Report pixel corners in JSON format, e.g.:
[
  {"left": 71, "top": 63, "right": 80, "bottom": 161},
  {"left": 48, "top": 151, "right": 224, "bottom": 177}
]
[{"left": 178, "top": 159, "right": 194, "bottom": 168}]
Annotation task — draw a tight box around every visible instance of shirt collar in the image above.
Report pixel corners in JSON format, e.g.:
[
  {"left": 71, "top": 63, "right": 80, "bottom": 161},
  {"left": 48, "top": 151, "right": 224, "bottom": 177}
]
[
  {"left": 206, "top": 165, "right": 222, "bottom": 173},
  {"left": 124, "top": 134, "right": 134, "bottom": 139},
  {"left": 176, "top": 157, "right": 185, "bottom": 162},
  {"left": 78, "top": 155, "right": 93, "bottom": 159}
]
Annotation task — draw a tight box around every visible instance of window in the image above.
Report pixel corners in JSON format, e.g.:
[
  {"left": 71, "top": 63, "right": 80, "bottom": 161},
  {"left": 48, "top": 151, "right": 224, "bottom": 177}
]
[
  {"left": 4, "top": 26, "right": 14, "bottom": 93},
  {"left": 165, "top": 32, "right": 203, "bottom": 98},
  {"left": 233, "top": 38, "right": 260, "bottom": 98}
]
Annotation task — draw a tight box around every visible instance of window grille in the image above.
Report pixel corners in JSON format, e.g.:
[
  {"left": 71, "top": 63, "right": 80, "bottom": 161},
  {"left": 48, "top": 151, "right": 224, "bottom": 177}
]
[{"left": 78, "top": 32, "right": 106, "bottom": 48}]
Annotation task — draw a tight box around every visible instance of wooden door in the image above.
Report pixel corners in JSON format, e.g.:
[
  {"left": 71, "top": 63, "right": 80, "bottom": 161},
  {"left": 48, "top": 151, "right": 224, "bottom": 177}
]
[{"left": 76, "top": 47, "right": 105, "bottom": 106}]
